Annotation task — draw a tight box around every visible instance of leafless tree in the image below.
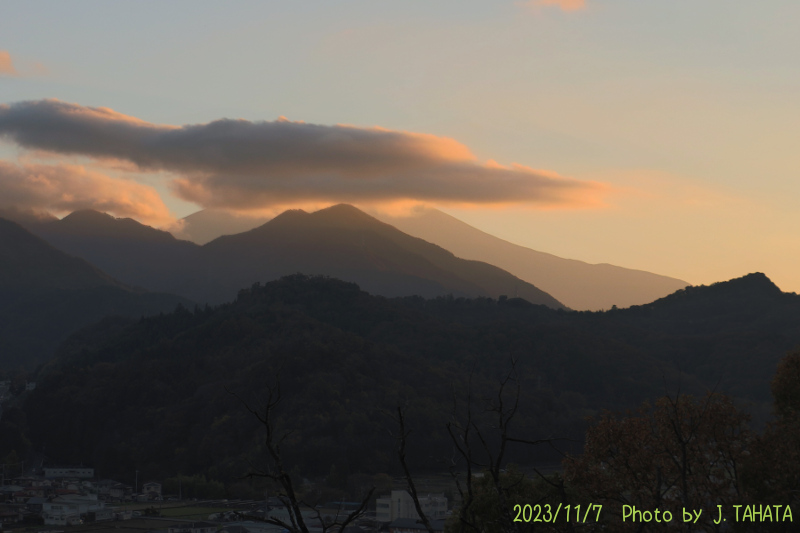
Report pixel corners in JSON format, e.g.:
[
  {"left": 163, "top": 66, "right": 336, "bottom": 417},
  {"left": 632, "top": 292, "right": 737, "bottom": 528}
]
[
  {"left": 231, "top": 380, "right": 374, "bottom": 533},
  {"left": 391, "top": 358, "right": 566, "bottom": 533}
]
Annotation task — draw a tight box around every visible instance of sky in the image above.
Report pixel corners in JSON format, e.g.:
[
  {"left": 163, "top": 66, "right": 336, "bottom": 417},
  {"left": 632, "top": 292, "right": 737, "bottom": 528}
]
[{"left": 1, "top": 0, "right": 800, "bottom": 291}]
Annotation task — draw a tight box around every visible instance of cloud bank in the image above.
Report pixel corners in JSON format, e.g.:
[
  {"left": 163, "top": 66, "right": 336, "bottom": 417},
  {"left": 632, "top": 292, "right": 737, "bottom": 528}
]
[
  {"left": 0, "top": 161, "right": 174, "bottom": 226},
  {"left": 0, "top": 99, "right": 600, "bottom": 210}
]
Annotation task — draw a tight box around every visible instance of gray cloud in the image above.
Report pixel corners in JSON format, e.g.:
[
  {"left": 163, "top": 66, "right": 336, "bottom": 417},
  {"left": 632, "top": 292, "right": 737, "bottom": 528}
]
[{"left": 0, "top": 99, "right": 601, "bottom": 209}]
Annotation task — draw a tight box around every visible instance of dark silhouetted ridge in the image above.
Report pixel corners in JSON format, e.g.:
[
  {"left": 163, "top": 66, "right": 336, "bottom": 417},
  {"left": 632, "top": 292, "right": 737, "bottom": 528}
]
[
  {"left": 21, "top": 209, "right": 201, "bottom": 296},
  {"left": 18, "top": 205, "right": 565, "bottom": 308},
  {"left": 0, "top": 216, "right": 191, "bottom": 369},
  {"left": 57, "top": 209, "right": 180, "bottom": 243},
  {"left": 642, "top": 272, "right": 784, "bottom": 311},
  {"left": 0, "top": 217, "right": 119, "bottom": 291},
  {"left": 202, "top": 204, "right": 567, "bottom": 308}
]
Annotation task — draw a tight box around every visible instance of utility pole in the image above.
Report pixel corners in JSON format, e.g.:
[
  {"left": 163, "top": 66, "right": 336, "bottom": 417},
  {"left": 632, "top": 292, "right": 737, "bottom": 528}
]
[{"left": 135, "top": 470, "right": 139, "bottom": 496}]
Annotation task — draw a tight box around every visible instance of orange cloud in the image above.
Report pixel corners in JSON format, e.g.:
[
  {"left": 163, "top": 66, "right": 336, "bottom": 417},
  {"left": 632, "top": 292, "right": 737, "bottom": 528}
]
[
  {"left": 0, "top": 99, "right": 602, "bottom": 210},
  {"left": 524, "top": 0, "right": 586, "bottom": 12},
  {"left": 0, "top": 51, "right": 17, "bottom": 76},
  {"left": 0, "top": 161, "right": 174, "bottom": 227}
]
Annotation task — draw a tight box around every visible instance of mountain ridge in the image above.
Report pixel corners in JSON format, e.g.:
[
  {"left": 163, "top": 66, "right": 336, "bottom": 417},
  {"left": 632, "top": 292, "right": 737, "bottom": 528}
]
[
  {"left": 201, "top": 204, "right": 566, "bottom": 308},
  {"left": 370, "top": 206, "right": 690, "bottom": 310},
  {"left": 18, "top": 205, "right": 568, "bottom": 309},
  {"left": 0, "top": 216, "right": 192, "bottom": 369}
]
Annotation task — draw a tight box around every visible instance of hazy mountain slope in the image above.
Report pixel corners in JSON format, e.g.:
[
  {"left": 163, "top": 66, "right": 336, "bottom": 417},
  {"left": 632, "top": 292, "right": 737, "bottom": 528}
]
[
  {"left": 177, "top": 209, "right": 271, "bottom": 245},
  {"left": 201, "top": 204, "right": 566, "bottom": 309},
  {"left": 26, "top": 210, "right": 203, "bottom": 296},
  {"left": 0, "top": 217, "right": 120, "bottom": 292},
  {"left": 372, "top": 207, "right": 690, "bottom": 311},
  {"left": 0, "top": 217, "right": 191, "bottom": 369},
  {"left": 18, "top": 205, "right": 564, "bottom": 309}
]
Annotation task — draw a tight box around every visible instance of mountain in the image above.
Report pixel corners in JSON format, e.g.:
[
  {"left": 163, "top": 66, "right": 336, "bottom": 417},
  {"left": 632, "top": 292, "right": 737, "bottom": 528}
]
[
  {"left": 21, "top": 205, "right": 567, "bottom": 309},
  {"left": 0, "top": 217, "right": 120, "bottom": 292},
  {"left": 18, "top": 272, "right": 800, "bottom": 486},
  {"left": 176, "top": 208, "right": 271, "bottom": 245},
  {"left": 35, "top": 205, "right": 689, "bottom": 311},
  {"left": 371, "top": 206, "right": 690, "bottom": 311},
  {"left": 0, "top": 217, "right": 191, "bottom": 369},
  {"left": 200, "top": 204, "right": 566, "bottom": 308},
  {"left": 27, "top": 209, "right": 203, "bottom": 297}
]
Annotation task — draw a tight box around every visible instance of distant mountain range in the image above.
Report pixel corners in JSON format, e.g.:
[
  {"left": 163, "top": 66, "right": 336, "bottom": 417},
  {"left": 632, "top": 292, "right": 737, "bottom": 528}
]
[
  {"left": 16, "top": 204, "right": 566, "bottom": 309},
  {"left": 164, "top": 205, "right": 690, "bottom": 311},
  {"left": 371, "top": 207, "right": 690, "bottom": 311},
  {"left": 0, "top": 218, "right": 190, "bottom": 368}
]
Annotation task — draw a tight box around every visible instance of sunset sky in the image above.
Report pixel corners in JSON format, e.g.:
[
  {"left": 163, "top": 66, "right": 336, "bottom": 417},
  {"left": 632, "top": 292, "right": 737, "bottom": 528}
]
[{"left": 2, "top": 1, "right": 800, "bottom": 291}]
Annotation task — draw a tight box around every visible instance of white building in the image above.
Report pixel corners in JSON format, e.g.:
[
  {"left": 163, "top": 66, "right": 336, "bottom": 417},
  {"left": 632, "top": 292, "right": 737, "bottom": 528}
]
[{"left": 375, "top": 491, "right": 447, "bottom": 522}]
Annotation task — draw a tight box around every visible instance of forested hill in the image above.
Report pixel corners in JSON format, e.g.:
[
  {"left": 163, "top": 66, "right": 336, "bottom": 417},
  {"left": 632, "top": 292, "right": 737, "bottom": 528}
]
[{"left": 17, "top": 272, "right": 800, "bottom": 486}]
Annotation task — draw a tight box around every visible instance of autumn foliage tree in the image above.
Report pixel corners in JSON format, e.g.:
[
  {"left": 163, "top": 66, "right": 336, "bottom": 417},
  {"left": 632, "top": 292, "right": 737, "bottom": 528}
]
[{"left": 564, "top": 392, "right": 753, "bottom": 532}]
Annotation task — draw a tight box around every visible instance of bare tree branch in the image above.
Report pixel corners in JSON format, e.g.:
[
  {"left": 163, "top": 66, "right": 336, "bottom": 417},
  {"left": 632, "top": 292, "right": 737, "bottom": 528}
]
[
  {"left": 392, "top": 404, "right": 437, "bottom": 533},
  {"left": 229, "top": 380, "right": 374, "bottom": 533}
]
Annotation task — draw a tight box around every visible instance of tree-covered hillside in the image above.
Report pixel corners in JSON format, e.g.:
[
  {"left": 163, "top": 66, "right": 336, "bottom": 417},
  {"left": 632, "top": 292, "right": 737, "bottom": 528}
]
[{"left": 16, "top": 272, "right": 800, "bottom": 489}]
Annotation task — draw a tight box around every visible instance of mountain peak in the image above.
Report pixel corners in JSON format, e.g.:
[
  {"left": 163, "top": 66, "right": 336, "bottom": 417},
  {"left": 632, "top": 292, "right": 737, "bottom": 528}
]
[
  {"left": 711, "top": 272, "right": 782, "bottom": 296},
  {"left": 262, "top": 204, "right": 383, "bottom": 232},
  {"left": 202, "top": 204, "right": 566, "bottom": 309},
  {"left": 640, "top": 272, "right": 785, "bottom": 316},
  {"left": 54, "top": 210, "right": 178, "bottom": 242},
  {"left": 309, "top": 203, "right": 387, "bottom": 227},
  {"left": 61, "top": 209, "right": 115, "bottom": 223},
  {"left": 317, "top": 203, "right": 369, "bottom": 216}
]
